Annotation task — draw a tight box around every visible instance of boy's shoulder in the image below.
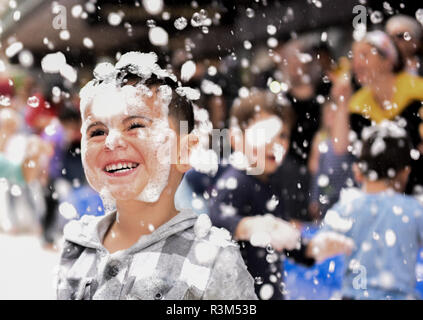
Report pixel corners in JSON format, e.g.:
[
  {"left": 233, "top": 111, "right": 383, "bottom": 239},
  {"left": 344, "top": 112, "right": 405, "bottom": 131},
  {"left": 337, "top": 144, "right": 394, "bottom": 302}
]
[
  {"left": 333, "top": 188, "right": 423, "bottom": 214},
  {"left": 179, "top": 213, "right": 240, "bottom": 260}
]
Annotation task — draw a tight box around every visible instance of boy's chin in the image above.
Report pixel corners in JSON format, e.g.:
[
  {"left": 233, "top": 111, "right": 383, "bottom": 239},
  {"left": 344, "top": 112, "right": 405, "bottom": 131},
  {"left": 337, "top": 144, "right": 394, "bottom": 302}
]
[
  {"left": 108, "top": 188, "right": 146, "bottom": 201},
  {"left": 92, "top": 184, "right": 146, "bottom": 202}
]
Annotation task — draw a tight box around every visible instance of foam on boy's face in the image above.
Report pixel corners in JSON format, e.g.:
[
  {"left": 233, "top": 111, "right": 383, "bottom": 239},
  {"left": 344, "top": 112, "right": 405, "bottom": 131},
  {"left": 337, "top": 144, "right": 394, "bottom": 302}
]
[
  {"left": 80, "top": 84, "right": 175, "bottom": 203},
  {"left": 245, "top": 112, "right": 290, "bottom": 175}
]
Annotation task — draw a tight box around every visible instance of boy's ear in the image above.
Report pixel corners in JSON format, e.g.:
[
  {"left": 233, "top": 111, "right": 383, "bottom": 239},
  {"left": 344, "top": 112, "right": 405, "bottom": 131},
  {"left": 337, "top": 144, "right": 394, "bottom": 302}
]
[
  {"left": 175, "top": 132, "right": 199, "bottom": 173},
  {"left": 352, "top": 163, "right": 364, "bottom": 184}
]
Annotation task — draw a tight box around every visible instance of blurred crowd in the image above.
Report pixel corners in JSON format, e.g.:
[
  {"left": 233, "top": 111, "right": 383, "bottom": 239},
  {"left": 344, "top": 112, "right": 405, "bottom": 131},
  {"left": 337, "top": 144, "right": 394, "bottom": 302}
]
[{"left": 1, "top": 10, "right": 423, "bottom": 300}]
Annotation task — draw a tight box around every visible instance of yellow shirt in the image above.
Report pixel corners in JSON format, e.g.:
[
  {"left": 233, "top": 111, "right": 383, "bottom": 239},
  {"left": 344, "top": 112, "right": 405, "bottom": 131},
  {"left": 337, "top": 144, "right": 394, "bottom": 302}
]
[{"left": 349, "top": 72, "right": 423, "bottom": 123}]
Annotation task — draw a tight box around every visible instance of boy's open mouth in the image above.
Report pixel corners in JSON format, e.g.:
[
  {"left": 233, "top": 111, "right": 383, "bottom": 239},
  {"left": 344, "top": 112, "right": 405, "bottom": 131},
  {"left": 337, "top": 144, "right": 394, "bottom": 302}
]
[{"left": 103, "top": 161, "right": 140, "bottom": 176}]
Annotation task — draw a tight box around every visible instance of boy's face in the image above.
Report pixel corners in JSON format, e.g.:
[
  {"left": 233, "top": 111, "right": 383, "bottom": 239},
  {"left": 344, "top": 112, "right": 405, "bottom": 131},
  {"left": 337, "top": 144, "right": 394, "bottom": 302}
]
[
  {"left": 80, "top": 85, "right": 176, "bottom": 202},
  {"left": 244, "top": 111, "right": 291, "bottom": 176}
]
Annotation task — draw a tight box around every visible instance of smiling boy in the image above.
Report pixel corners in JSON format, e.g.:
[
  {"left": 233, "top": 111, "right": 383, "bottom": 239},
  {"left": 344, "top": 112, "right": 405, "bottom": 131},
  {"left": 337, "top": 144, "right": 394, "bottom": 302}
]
[{"left": 55, "top": 52, "right": 257, "bottom": 300}]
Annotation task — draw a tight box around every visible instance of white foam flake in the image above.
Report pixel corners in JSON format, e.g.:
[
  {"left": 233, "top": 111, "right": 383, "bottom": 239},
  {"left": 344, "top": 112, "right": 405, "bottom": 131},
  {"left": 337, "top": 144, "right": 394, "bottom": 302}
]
[
  {"left": 416, "top": 9, "right": 423, "bottom": 26},
  {"left": 189, "top": 147, "right": 218, "bottom": 176},
  {"left": 175, "top": 87, "right": 200, "bottom": 100},
  {"left": 201, "top": 79, "right": 222, "bottom": 96},
  {"left": 318, "top": 141, "right": 329, "bottom": 153},
  {"left": 0, "top": 96, "right": 11, "bottom": 107},
  {"left": 108, "top": 12, "right": 123, "bottom": 26},
  {"left": 191, "top": 198, "right": 204, "bottom": 210},
  {"left": 297, "top": 52, "right": 312, "bottom": 64},
  {"left": 370, "top": 11, "right": 383, "bottom": 24},
  {"left": 229, "top": 151, "right": 249, "bottom": 171},
  {"left": 174, "top": 17, "right": 188, "bottom": 30},
  {"left": 267, "top": 24, "right": 277, "bottom": 35},
  {"left": 142, "top": 0, "right": 164, "bottom": 15},
  {"left": 317, "top": 174, "right": 330, "bottom": 188},
  {"left": 41, "top": 52, "right": 66, "bottom": 73},
  {"left": 190, "top": 10, "right": 211, "bottom": 28},
  {"left": 360, "top": 241, "right": 372, "bottom": 253},
  {"left": 269, "top": 81, "right": 281, "bottom": 94},
  {"left": 13, "top": 10, "right": 20, "bottom": 21},
  {"left": 148, "top": 26, "right": 168, "bottom": 46},
  {"left": 194, "top": 242, "right": 218, "bottom": 264},
  {"left": 99, "top": 188, "right": 117, "bottom": 213},
  {"left": 59, "top": 30, "right": 70, "bottom": 41},
  {"left": 410, "top": 149, "right": 420, "bottom": 160},
  {"left": 219, "top": 203, "right": 237, "bottom": 218},
  {"left": 27, "top": 96, "right": 40, "bottom": 108},
  {"left": 370, "top": 137, "right": 386, "bottom": 156},
  {"left": 353, "top": 22, "right": 366, "bottom": 42},
  {"left": 5, "top": 42, "right": 23, "bottom": 58},
  {"left": 362, "top": 120, "right": 406, "bottom": 141},
  {"left": 10, "top": 184, "right": 21, "bottom": 197},
  {"left": 324, "top": 210, "right": 353, "bottom": 232},
  {"left": 83, "top": 37, "right": 94, "bottom": 49},
  {"left": 58, "top": 202, "right": 79, "bottom": 220},
  {"left": 267, "top": 37, "right": 278, "bottom": 48},
  {"left": 59, "top": 64, "right": 78, "bottom": 83},
  {"left": 243, "top": 40, "right": 252, "bottom": 50},
  {"left": 246, "top": 116, "right": 282, "bottom": 148},
  {"left": 272, "top": 143, "right": 285, "bottom": 164},
  {"left": 238, "top": 87, "right": 249, "bottom": 98},
  {"left": 194, "top": 214, "right": 212, "bottom": 239},
  {"left": 392, "top": 206, "right": 403, "bottom": 216},
  {"left": 266, "top": 195, "right": 279, "bottom": 212},
  {"left": 259, "top": 284, "right": 274, "bottom": 300},
  {"left": 207, "top": 66, "right": 217, "bottom": 76},
  {"left": 379, "top": 271, "right": 395, "bottom": 289},
  {"left": 18, "top": 50, "right": 33, "bottom": 67},
  {"left": 44, "top": 123, "right": 57, "bottom": 136},
  {"left": 180, "top": 60, "right": 196, "bottom": 82},
  {"left": 225, "top": 177, "right": 238, "bottom": 190},
  {"left": 246, "top": 8, "right": 255, "bottom": 18},
  {"left": 71, "top": 5, "right": 83, "bottom": 18},
  {"left": 385, "top": 229, "right": 396, "bottom": 247}
]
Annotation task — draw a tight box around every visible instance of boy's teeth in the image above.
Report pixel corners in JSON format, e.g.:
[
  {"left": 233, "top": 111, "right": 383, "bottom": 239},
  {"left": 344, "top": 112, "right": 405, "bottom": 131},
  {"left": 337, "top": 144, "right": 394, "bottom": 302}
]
[{"left": 106, "top": 162, "right": 138, "bottom": 172}]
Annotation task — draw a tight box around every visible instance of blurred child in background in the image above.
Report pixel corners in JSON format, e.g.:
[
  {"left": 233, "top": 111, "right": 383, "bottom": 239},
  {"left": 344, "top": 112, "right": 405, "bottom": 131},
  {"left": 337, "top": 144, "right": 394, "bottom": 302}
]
[
  {"left": 209, "top": 89, "right": 315, "bottom": 300},
  {"left": 307, "top": 121, "right": 423, "bottom": 299}
]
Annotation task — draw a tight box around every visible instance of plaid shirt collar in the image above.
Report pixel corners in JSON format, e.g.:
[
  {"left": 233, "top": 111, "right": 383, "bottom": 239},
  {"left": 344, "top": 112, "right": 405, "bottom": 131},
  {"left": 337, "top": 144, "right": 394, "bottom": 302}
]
[{"left": 63, "top": 209, "right": 199, "bottom": 254}]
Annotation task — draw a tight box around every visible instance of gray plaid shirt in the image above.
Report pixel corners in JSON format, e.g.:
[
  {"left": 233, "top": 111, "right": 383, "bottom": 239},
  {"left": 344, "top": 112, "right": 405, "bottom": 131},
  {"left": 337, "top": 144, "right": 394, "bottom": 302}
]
[{"left": 55, "top": 209, "right": 257, "bottom": 300}]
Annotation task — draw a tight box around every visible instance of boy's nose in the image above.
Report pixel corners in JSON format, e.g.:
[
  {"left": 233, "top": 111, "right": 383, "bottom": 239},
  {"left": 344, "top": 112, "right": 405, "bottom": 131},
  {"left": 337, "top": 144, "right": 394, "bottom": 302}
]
[{"left": 105, "top": 129, "right": 127, "bottom": 151}]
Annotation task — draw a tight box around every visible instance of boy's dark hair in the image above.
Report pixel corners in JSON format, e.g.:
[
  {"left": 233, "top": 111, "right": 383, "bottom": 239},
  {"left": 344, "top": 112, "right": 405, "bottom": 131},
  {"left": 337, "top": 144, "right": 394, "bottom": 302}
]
[
  {"left": 230, "top": 89, "right": 295, "bottom": 131},
  {"left": 118, "top": 68, "right": 195, "bottom": 133},
  {"left": 358, "top": 122, "right": 413, "bottom": 180},
  {"left": 58, "top": 101, "right": 81, "bottom": 124}
]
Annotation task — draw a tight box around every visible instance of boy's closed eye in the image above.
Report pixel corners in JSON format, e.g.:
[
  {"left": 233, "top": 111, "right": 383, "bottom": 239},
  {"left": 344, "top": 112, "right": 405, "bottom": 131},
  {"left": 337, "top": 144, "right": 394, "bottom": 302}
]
[
  {"left": 88, "top": 125, "right": 108, "bottom": 138},
  {"left": 124, "top": 116, "right": 152, "bottom": 132},
  {"left": 128, "top": 121, "right": 146, "bottom": 130},
  {"left": 90, "top": 129, "right": 106, "bottom": 137}
]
